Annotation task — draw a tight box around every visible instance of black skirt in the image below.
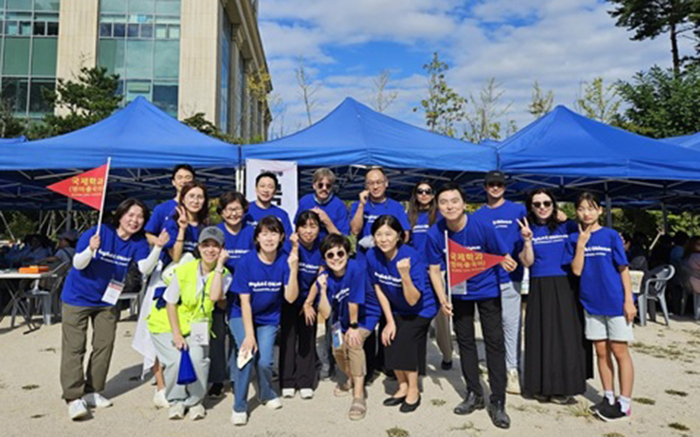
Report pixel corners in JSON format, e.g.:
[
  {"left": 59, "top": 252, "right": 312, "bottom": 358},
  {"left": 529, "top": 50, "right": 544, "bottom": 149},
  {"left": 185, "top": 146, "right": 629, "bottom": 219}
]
[
  {"left": 385, "top": 314, "right": 432, "bottom": 375},
  {"left": 523, "top": 275, "right": 591, "bottom": 397}
]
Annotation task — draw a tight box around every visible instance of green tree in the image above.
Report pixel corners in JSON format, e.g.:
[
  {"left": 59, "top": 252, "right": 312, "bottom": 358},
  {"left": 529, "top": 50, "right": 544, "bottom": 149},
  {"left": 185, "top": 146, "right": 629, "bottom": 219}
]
[
  {"left": 616, "top": 65, "right": 700, "bottom": 137},
  {"left": 414, "top": 52, "right": 466, "bottom": 137},
  {"left": 607, "top": 0, "right": 695, "bottom": 77},
  {"left": 528, "top": 81, "right": 554, "bottom": 119},
  {"left": 36, "top": 66, "right": 122, "bottom": 138},
  {"left": 462, "top": 78, "right": 517, "bottom": 143},
  {"left": 575, "top": 77, "right": 621, "bottom": 124},
  {"left": 0, "top": 96, "right": 25, "bottom": 138},
  {"left": 182, "top": 112, "right": 264, "bottom": 145}
]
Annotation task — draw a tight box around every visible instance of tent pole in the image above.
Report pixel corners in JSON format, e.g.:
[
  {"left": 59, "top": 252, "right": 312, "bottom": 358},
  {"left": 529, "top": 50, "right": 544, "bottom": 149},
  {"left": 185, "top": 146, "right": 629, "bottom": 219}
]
[
  {"left": 605, "top": 184, "right": 613, "bottom": 227},
  {"left": 662, "top": 202, "right": 669, "bottom": 234},
  {"left": 0, "top": 210, "right": 15, "bottom": 241},
  {"left": 65, "top": 198, "right": 73, "bottom": 232}
]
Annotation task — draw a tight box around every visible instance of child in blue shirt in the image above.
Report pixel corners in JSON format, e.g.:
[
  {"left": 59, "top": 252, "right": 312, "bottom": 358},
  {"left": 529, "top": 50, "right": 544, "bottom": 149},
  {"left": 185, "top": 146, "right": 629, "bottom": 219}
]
[{"left": 564, "top": 192, "right": 635, "bottom": 422}]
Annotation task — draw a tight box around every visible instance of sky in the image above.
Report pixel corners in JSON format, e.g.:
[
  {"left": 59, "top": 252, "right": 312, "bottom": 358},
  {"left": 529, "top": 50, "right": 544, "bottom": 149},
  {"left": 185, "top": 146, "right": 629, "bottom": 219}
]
[{"left": 257, "top": 0, "right": 691, "bottom": 141}]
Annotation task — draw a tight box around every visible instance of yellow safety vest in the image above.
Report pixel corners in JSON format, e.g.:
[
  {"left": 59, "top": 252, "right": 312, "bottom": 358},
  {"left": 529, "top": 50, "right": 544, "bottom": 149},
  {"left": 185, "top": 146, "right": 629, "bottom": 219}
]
[{"left": 147, "top": 260, "right": 228, "bottom": 336}]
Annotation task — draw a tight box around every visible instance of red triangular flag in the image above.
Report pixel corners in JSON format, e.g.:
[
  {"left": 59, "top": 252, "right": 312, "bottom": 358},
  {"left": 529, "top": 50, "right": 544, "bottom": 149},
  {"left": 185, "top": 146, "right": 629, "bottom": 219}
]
[
  {"left": 447, "top": 238, "right": 504, "bottom": 286},
  {"left": 47, "top": 164, "right": 108, "bottom": 210}
]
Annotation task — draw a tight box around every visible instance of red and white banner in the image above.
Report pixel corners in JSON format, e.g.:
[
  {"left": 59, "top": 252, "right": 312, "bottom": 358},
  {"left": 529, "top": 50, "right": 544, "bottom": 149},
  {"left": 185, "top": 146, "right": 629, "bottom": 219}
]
[
  {"left": 447, "top": 237, "right": 504, "bottom": 286},
  {"left": 47, "top": 163, "right": 109, "bottom": 210}
]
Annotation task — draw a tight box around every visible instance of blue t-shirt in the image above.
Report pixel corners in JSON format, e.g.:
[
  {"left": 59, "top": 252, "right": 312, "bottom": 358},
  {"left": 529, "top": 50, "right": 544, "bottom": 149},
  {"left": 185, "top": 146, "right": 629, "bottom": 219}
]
[
  {"left": 144, "top": 199, "right": 177, "bottom": 235},
  {"left": 244, "top": 202, "right": 293, "bottom": 237},
  {"left": 295, "top": 193, "right": 350, "bottom": 241},
  {"left": 472, "top": 200, "right": 526, "bottom": 282},
  {"left": 162, "top": 220, "right": 201, "bottom": 265},
  {"left": 217, "top": 222, "right": 255, "bottom": 274},
  {"left": 350, "top": 197, "right": 410, "bottom": 240},
  {"left": 297, "top": 240, "right": 323, "bottom": 305},
  {"left": 326, "top": 258, "right": 380, "bottom": 332},
  {"left": 426, "top": 216, "right": 508, "bottom": 301},
  {"left": 366, "top": 245, "right": 437, "bottom": 319},
  {"left": 229, "top": 251, "right": 290, "bottom": 325},
  {"left": 525, "top": 220, "right": 578, "bottom": 278},
  {"left": 409, "top": 210, "right": 442, "bottom": 263},
  {"left": 62, "top": 225, "right": 150, "bottom": 307},
  {"left": 563, "top": 227, "right": 629, "bottom": 316}
]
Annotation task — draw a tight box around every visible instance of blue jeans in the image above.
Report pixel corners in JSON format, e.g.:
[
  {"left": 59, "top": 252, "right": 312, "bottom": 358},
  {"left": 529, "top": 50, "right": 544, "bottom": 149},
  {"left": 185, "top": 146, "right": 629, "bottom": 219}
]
[{"left": 229, "top": 317, "right": 278, "bottom": 413}]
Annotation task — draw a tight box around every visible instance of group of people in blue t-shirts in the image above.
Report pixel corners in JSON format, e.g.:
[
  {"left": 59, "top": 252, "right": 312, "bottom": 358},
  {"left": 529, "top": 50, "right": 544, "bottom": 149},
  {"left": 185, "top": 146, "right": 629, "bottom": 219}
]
[{"left": 57, "top": 165, "right": 637, "bottom": 429}]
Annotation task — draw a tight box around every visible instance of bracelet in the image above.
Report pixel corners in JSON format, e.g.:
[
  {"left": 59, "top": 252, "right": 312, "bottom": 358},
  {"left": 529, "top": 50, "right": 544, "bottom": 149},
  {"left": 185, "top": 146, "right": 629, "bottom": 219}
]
[{"left": 176, "top": 239, "right": 184, "bottom": 242}]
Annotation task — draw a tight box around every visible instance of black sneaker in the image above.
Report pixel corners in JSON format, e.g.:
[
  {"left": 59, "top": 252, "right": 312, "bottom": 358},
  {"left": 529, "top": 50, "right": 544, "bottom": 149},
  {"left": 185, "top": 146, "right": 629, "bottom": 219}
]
[
  {"left": 207, "top": 383, "right": 224, "bottom": 398},
  {"left": 453, "top": 391, "right": 485, "bottom": 415},
  {"left": 596, "top": 401, "right": 631, "bottom": 422},
  {"left": 441, "top": 360, "right": 453, "bottom": 371},
  {"left": 487, "top": 400, "right": 511, "bottom": 429},
  {"left": 589, "top": 399, "right": 609, "bottom": 415}
]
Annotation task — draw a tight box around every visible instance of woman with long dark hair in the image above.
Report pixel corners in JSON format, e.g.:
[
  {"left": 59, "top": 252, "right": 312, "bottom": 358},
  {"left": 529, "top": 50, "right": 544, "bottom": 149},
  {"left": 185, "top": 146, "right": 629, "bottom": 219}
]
[{"left": 519, "top": 188, "right": 588, "bottom": 404}]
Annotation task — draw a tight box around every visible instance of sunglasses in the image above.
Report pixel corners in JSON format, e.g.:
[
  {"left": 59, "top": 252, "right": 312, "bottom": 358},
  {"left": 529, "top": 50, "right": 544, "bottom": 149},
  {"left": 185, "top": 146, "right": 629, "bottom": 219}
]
[
  {"left": 532, "top": 201, "right": 553, "bottom": 209},
  {"left": 325, "top": 250, "right": 346, "bottom": 260},
  {"left": 417, "top": 188, "right": 433, "bottom": 195},
  {"left": 487, "top": 182, "right": 504, "bottom": 188},
  {"left": 316, "top": 182, "right": 332, "bottom": 189}
]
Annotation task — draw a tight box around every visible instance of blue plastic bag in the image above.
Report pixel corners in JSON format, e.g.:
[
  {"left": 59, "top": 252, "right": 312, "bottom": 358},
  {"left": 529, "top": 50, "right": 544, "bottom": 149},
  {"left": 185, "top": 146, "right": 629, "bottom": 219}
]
[{"left": 177, "top": 349, "right": 197, "bottom": 385}]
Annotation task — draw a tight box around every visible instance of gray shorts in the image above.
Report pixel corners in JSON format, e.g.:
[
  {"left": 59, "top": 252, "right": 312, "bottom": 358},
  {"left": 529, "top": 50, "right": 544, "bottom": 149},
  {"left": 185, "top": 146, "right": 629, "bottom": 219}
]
[{"left": 584, "top": 310, "right": 634, "bottom": 342}]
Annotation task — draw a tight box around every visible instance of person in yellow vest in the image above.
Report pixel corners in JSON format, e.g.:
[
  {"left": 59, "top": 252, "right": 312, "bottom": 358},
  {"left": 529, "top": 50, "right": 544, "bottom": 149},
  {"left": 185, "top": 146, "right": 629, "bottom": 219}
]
[{"left": 148, "top": 226, "right": 231, "bottom": 421}]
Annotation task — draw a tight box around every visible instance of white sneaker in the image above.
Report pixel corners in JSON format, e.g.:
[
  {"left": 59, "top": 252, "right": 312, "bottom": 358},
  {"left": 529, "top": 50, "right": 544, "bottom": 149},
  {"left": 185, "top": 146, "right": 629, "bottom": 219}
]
[
  {"left": 506, "top": 369, "right": 521, "bottom": 395},
  {"left": 189, "top": 404, "right": 206, "bottom": 420},
  {"left": 168, "top": 402, "right": 185, "bottom": 420},
  {"left": 230, "top": 411, "right": 248, "bottom": 426},
  {"left": 153, "top": 389, "right": 170, "bottom": 409},
  {"left": 68, "top": 399, "right": 89, "bottom": 420},
  {"left": 282, "top": 388, "right": 295, "bottom": 398},
  {"left": 264, "top": 397, "right": 282, "bottom": 410},
  {"left": 82, "top": 392, "right": 113, "bottom": 409},
  {"left": 299, "top": 388, "right": 314, "bottom": 400}
]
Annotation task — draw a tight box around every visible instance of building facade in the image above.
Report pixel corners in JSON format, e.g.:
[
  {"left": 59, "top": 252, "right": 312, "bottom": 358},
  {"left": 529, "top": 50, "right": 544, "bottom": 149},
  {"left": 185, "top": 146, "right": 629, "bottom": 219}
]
[{"left": 0, "top": 0, "right": 271, "bottom": 140}]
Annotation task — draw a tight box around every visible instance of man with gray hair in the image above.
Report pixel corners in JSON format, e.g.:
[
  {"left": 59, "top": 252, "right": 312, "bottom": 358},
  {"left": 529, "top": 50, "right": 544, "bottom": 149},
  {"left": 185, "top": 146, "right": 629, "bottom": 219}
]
[{"left": 295, "top": 167, "right": 349, "bottom": 241}]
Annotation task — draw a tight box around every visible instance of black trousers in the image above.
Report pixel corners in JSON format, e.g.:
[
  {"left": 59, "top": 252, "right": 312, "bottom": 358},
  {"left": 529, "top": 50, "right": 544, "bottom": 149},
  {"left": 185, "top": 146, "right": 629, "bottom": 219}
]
[
  {"left": 453, "top": 297, "right": 506, "bottom": 404},
  {"left": 208, "top": 306, "right": 229, "bottom": 384},
  {"left": 279, "top": 302, "right": 317, "bottom": 389}
]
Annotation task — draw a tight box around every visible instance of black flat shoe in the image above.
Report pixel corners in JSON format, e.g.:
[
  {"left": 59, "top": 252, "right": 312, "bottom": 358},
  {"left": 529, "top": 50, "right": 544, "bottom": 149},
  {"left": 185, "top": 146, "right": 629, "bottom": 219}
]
[
  {"left": 441, "top": 360, "right": 453, "bottom": 371},
  {"left": 400, "top": 396, "right": 421, "bottom": 413},
  {"left": 383, "top": 396, "right": 406, "bottom": 407}
]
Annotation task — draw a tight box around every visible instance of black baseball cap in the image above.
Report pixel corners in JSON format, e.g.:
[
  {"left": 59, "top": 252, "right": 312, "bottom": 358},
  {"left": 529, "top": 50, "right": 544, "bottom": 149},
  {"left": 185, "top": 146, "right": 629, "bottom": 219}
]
[{"left": 484, "top": 170, "right": 506, "bottom": 185}]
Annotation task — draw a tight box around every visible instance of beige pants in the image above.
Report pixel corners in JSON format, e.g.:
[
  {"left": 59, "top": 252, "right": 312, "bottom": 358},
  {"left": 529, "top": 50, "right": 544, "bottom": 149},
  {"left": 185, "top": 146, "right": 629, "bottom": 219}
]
[
  {"left": 60, "top": 303, "right": 119, "bottom": 401},
  {"left": 333, "top": 328, "right": 371, "bottom": 378}
]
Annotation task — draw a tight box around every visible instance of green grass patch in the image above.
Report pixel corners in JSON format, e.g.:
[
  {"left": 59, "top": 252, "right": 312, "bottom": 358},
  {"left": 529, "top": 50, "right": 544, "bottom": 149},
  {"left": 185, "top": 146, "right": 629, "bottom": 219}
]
[
  {"left": 386, "top": 427, "right": 409, "bottom": 437},
  {"left": 603, "top": 433, "right": 626, "bottom": 437},
  {"left": 669, "top": 422, "right": 690, "bottom": 431},
  {"left": 449, "top": 422, "right": 477, "bottom": 432},
  {"left": 30, "top": 414, "right": 45, "bottom": 419},
  {"left": 431, "top": 399, "right": 446, "bottom": 407},
  {"left": 40, "top": 347, "right": 56, "bottom": 353},
  {"left": 631, "top": 342, "right": 684, "bottom": 360},
  {"left": 685, "top": 370, "right": 699, "bottom": 375},
  {"left": 22, "top": 384, "right": 39, "bottom": 390},
  {"left": 633, "top": 397, "right": 656, "bottom": 405},
  {"left": 665, "top": 389, "right": 688, "bottom": 397}
]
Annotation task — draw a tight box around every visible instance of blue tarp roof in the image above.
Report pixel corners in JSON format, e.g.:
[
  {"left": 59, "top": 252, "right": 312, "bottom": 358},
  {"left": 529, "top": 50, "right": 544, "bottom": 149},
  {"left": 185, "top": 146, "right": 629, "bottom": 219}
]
[
  {"left": 243, "top": 97, "right": 497, "bottom": 172},
  {"left": 661, "top": 132, "right": 700, "bottom": 149},
  {"left": 497, "top": 105, "right": 700, "bottom": 181},
  {"left": 0, "top": 97, "right": 239, "bottom": 170},
  {"left": 0, "top": 136, "right": 26, "bottom": 144}
]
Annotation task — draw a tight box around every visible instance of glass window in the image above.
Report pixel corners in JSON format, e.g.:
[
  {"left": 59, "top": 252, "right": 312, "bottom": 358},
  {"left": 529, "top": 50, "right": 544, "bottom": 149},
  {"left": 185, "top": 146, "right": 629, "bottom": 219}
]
[
  {"left": 35, "top": 0, "right": 61, "bottom": 11},
  {"left": 19, "top": 20, "right": 30, "bottom": 35},
  {"left": 125, "top": 79, "right": 151, "bottom": 102},
  {"left": 46, "top": 20, "right": 57, "bottom": 35},
  {"left": 113, "top": 23, "right": 125, "bottom": 37},
  {"left": 127, "top": 23, "right": 138, "bottom": 37},
  {"left": 154, "top": 23, "right": 166, "bottom": 38},
  {"left": 28, "top": 78, "right": 54, "bottom": 114},
  {"left": 7, "top": 0, "right": 32, "bottom": 10},
  {"left": 140, "top": 23, "right": 152, "bottom": 38},
  {"left": 154, "top": 39, "right": 178, "bottom": 79},
  {"left": 153, "top": 82, "right": 177, "bottom": 115},
  {"left": 155, "top": 16, "right": 178, "bottom": 25},
  {"left": 31, "top": 37, "right": 57, "bottom": 76},
  {"left": 99, "top": 22, "right": 112, "bottom": 37},
  {"left": 33, "top": 21, "right": 45, "bottom": 36},
  {"left": 0, "top": 20, "right": 4, "bottom": 36},
  {"left": 1, "top": 77, "right": 28, "bottom": 113},
  {"left": 100, "top": 0, "right": 127, "bottom": 13},
  {"left": 167, "top": 24, "right": 179, "bottom": 39},
  {"left": 97, "top": 38, "right": 125, "bottom": 76},
  {"left": 6, "top": 21, "right": 18, "bottom": 35},
  {"left": 125, "top": 39, "right": 153, "bottom": 78},
  {"left": 156, "top": 0, "right": 180, "bottom": 15},
  {"left": 3, "top": 37, "right": 30, "bottom": 75},
  {"left": 130, "top": 0, "right": 155, "bottom": 14}
]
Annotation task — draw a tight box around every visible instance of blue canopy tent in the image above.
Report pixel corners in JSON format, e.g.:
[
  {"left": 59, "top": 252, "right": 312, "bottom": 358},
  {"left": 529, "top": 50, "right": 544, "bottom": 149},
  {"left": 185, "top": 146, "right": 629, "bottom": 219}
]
[
  {"left": 661, "top": 132, "right": 700, "bottom": 149},
  {"left": 496, "top": 106, "right": 700, "bottom": 210},
  {"left": 0, "top": 136, "right": 26, "bottom": 145},
  {"left": 242, "top": 97, "right": 497, "bottom": 200},
  {"left": 0, "top": 97, "right": 241, "bottom": 210}
]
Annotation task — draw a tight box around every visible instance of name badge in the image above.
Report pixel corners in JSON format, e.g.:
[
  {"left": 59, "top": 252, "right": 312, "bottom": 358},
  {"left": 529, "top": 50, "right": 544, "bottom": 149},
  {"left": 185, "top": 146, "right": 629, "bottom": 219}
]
[
  {"left": 102, "top": 279, "right": 125, "bottom": 305},
  {"left": 189, "top": 321, "right": 209, "bottom": 346},
  {"left": 451, "top": 282, "right": 467, "bottom": 296},
  {"left": 332, "top": 321, "right": 344, "bottom": 349}
]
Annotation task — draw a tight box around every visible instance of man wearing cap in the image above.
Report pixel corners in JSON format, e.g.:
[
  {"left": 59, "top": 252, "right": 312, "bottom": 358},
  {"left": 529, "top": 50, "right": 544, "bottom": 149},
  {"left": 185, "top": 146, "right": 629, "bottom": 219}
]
[
  {"left": 471, "top": 171, "right": 526, "bottom": 394},
  {"left": 295, "top": 168, "right": 349, "bottom": 241},
  {"left": 148, "top": 226, "right": 232, "bottom": 421}
]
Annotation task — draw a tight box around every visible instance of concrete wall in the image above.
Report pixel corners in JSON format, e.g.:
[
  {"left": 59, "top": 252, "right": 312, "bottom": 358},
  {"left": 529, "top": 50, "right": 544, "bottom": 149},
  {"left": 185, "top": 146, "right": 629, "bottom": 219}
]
[{"left": 56, "top": 0, "right": 99, "bottom": 82}]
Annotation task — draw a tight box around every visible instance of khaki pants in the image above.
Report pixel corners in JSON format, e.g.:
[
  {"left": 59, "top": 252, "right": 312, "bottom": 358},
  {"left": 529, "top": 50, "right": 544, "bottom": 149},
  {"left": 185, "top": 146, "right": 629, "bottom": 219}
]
[
  {"left": 434, "top": 310, "right": 453, "bottom": 361},
  {"left": 60, "top": 303, "right": 119, "bottom": 401},
  {"left": 333, "top": 328, "right": 371, "bottom": 378}
]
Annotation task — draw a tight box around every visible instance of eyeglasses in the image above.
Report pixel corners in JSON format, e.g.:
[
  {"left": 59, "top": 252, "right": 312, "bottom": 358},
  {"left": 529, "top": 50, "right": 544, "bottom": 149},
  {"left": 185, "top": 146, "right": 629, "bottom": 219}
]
[
  {"left": 316, "top": 182, "right": 332, "bottom": 189},
  {"left": 366, "top": 180, "right": 386, "bottom": 187},
  {"left": 532, "top": 201, "right": 553, "bottom": 209},
  {"left": 325, "top": 250, "right": 346, "bottom": 260},
  {"left": 417, "top": 188, "right": 433, "bottom": 195}
]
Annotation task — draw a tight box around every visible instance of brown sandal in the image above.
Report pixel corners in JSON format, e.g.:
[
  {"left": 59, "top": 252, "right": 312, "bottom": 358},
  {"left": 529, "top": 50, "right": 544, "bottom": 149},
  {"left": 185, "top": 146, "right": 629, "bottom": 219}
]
[{"left": 348, "top": 397, "right": 366, "bottom": 421}]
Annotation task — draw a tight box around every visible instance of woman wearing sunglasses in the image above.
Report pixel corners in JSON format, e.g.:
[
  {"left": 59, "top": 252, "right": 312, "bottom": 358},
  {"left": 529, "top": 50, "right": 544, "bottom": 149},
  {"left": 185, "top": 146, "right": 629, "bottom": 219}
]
[
  {"left": 407, "top": 181, "right": 452, "bottom": 370},
  {"left": 518, "top": 189, "right": 588, "bottom": 405},
  {"left": 311, "top": 234, "right": 381, "bottom": 421},
  {"left": 368, "top": 215, "right": 437, "bottom": 413}
]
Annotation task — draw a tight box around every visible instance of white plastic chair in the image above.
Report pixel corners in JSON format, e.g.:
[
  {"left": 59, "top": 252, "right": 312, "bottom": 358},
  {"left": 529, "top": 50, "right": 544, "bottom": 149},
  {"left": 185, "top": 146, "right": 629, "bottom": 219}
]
[
  {"left": 14, "top": 262, "right": 70, "bottom": 327},
  {"left": 639, "top": 265, "right": 675, "bottom": 326}
]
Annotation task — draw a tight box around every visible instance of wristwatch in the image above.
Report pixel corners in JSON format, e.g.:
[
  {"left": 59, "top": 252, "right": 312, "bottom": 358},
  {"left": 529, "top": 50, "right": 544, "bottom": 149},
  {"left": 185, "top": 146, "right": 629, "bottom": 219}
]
[
  {"left": 216, "top": 267, "right": 226, "bottom": 274},
  {"left": 349, "top": 322, "right": 359, "bottom": 329}
]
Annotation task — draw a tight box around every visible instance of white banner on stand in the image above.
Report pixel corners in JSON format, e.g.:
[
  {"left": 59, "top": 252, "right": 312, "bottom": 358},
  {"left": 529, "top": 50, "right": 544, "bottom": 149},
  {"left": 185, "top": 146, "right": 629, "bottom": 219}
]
[{"left": 245, "top": 159, "right": 298, "bottom": 220}]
